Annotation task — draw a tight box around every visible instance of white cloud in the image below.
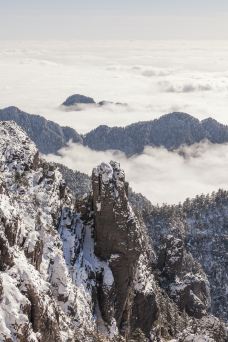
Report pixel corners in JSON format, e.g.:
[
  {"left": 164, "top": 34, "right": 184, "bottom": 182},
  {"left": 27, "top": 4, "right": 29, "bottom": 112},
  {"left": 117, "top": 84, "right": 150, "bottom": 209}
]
[
  {"left": 1, "top": 40, "right": 228, "bottom": 205},
  {"left": 45, "top": 141, "right": 228, "bottom": 205},
  {"left": 1, "top": 41, "right": 228, "bottom": 133},
  {"left": 158, "top": 80, "right": 213, "bottom": 93}
]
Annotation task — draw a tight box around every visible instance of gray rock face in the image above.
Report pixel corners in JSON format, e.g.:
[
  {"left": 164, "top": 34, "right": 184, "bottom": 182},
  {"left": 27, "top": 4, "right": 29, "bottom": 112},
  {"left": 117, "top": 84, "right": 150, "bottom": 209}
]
[
  {"left": 142, "top": 191, "right": 228, "bottom": 324},
  {"left": 0, "top": 121, "right": 227, "bottom": 341},
  {"left": 62, "top": 94, "right": 96, "bottom": 106},
  {"left": 90, "top": 161, "right": 227, "bottom": 341},
  {"left": 84, "top": 112, "right": 228, "bottom": 156},
  {"left": 92, "top": 162, "right": 146, "bottom": 336},
  {"left": 54, "top": 162, "right": 90, "bottom": 199},
  {"left": 52, "top": 163, "right": 228, "bottom": 328},
  {"left": 0, "top": 106, "right": 83, "bottom": 154}
]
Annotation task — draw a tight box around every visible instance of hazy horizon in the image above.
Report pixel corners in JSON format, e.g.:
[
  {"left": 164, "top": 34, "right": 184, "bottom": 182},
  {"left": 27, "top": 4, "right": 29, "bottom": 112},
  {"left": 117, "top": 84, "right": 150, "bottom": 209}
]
[
  {"left": 1, "top": 0, "right": 228, "bottom": 40},
  {"left": 1, "top": 40, "right": 228, "bottom": 130}
]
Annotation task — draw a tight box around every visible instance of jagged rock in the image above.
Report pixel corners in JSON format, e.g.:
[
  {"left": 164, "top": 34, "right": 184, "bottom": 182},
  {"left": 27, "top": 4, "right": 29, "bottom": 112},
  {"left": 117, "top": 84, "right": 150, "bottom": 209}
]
[
  {"left": 0, "top": 122, "right": 227, "bottom": 341},
  {"left": 55, "top": 162, "right": 90, "bottom": 199},
  {"left": 143, "top": 191, "right": 228, "bottom": 323},
  {"left": 25, "top": 284, "right": 61, "bottom": 342},
  {"left": 24, "top": 238, "right": 43, "bottom": 271},
  {"left": 157, "top": 235, "right": 184, "bottom": 281},
  {"left": 92, "top": 161, "right": 160, "bottom": 339},
  {"left": 91, "top": 161, "right": 227, "bottom": 341},
  {"left": 92, "top": 161, "right": 143, "bottom": 334}
]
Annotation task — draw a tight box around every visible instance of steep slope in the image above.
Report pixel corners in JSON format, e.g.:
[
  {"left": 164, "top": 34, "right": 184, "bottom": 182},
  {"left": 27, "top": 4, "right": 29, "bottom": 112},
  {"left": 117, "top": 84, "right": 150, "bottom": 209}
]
[
  {"left": 41, "top": 156, "right": 228, "bottom": 332},
  {"left": 84, "top": 112, "right": 228, "bottom": 156},
  {"left": 0, "top": 121, "right": 227, "bottom": 341},
  {"left": 2, "top": 107, "right": 228, "bottom": 158},
  {"left": 0, "top": 106, "right": 82, "bottom": 154},
  {"left": 141, "top": 192, "right": 228, "bottom": 324},
  {"left": 54, "top": 162, "right": 91, "bottom": 199},
  {"left": 0, "top": 121, "right": 102, "bottom": 341}
]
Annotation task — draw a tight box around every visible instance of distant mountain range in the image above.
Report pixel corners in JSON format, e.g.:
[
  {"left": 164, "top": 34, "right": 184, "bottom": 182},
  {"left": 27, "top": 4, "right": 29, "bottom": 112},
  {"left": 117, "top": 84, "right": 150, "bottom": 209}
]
[
  {"left": 84, "top": 112, "right": 228, "bottom": 155},
  {"left": 1, "top": 106, "right": 228, "bottom": 156},
  {"left": 0, "top": 106, "right": 82, "bottom": 154}
]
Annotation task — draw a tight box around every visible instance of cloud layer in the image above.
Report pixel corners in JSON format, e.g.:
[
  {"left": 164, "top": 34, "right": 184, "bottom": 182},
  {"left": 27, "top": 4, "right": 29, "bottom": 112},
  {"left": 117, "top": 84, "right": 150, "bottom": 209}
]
[
  {"left": 1, "top": 41, "right": 228, "bottom": 133},
  {"left": 45, "top": 141, "right": 228, "bottom": 205},
  {"left": 1, "top": 40, "right": 228, "bottom": 204}
]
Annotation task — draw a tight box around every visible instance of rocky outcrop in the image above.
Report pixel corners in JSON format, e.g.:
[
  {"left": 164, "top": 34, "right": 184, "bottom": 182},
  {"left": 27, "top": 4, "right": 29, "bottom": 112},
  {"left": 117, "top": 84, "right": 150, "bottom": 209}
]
[
  {"left": 0, "top": 121, "right": 95, "bottom": 341},
  {"left": 0, "top": 121, "right": 227, "bottom": 341},
  {"left": 156, "top": 234, "right": 210, "bottom": 319},
  {"left": 91, "top": 162, "right": 227, "bottom": 341},
  {"left": 54, "top": 162, "right": 90, "bottom": 199},
  {"left": 92, "top": 162, "right": 144, "bottom": 336},
  {"left": 142, "top": 192, "right": 228, "bottom": 324}
]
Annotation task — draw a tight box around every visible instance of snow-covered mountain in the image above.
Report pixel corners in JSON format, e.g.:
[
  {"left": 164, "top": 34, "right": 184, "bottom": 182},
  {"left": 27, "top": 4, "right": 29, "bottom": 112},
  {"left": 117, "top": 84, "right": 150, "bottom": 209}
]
[
  {"left": 84, "top": 112, "right": 228, "bottom": 156},
  {"left": 57, "top": 165, "right": 228, "bottom": 326},
  {"left": 2, "top": 107, "right": 228, "bottom": 158},
  {"left": 0, "top": 107, "right": 82, "bottom": 154},
  {"left": 0, "top": 121, "right": 227, "bottom": 341},
  {"left": 140, "top": 193, "right": 228, "bottom": 324}
]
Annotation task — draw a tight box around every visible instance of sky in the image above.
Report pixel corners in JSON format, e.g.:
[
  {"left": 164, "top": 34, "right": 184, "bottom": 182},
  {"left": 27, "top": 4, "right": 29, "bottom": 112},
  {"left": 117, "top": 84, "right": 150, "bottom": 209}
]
[{"left": 1, "top": 0, "right": 228, "bottom": 39}]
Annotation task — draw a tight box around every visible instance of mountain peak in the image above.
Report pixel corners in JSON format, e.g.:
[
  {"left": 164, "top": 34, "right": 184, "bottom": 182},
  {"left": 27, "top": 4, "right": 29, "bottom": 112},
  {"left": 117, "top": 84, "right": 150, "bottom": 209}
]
[
  {"left": 0, "top": 122, "right": 227, "bottom": 341},
  {"left": 0, "top": 106, "right": 83, "bottom": 154},
  {"left": 62, "top": 94, "right": 95, "bottom": 106},
  {"left": 84, "top": 111, "right": 228, "bottom": 155}
]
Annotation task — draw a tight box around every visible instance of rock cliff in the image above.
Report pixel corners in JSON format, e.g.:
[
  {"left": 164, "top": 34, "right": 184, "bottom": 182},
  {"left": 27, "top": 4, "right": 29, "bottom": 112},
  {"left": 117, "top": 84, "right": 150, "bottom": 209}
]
[{"left": 0, "top": 121, "right": 227, "bottom": 341}]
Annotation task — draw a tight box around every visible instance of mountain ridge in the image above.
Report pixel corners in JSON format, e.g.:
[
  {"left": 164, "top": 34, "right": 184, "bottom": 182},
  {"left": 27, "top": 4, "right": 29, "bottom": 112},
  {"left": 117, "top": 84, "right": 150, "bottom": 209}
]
[
  {"left": 84, "top": 112, "right": 228, "bottom": 155},
  {"left": 0, "top": 121, "right": 227, "bottom": 341},
  {"left": 2, "top": 106, "right": 228, "bottom": 157},
  {"left": 0, "top": 106, "right": 83, "bottom": 154}
]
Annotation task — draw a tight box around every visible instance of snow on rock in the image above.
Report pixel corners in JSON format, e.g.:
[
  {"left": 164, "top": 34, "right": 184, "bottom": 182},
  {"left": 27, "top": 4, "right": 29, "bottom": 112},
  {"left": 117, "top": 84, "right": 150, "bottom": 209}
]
[
  {"left": 0, "top": 121, "right": 108, "bottom": 341},
  {"left": 0, "top": 122, "right": 227, "bottom": 342},
  {"left": 133, "top": 253, "right": 155, "bottom": 295}
]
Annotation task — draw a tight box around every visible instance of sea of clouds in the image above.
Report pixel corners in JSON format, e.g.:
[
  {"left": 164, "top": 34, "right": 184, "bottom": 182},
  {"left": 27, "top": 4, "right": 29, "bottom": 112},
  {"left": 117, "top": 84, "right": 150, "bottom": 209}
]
[
  {"left": 46, "top": 141, "right": 228, "bottom": 205},
  {"left": 1, "top": 40, "right": 228, "bottom": 204}
]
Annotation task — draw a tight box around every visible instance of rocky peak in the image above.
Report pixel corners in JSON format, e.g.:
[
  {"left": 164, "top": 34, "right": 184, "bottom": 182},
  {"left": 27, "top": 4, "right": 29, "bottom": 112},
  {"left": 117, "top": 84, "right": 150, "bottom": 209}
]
[
  {"left": 92, "top": 161, "right": 144, "bottom": 337},
  {"left": 0, "top": 122, "right": 227, "bottom": 341},
  {"left": 84, "top": 112, "right": 228, "bottom": 155}
]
